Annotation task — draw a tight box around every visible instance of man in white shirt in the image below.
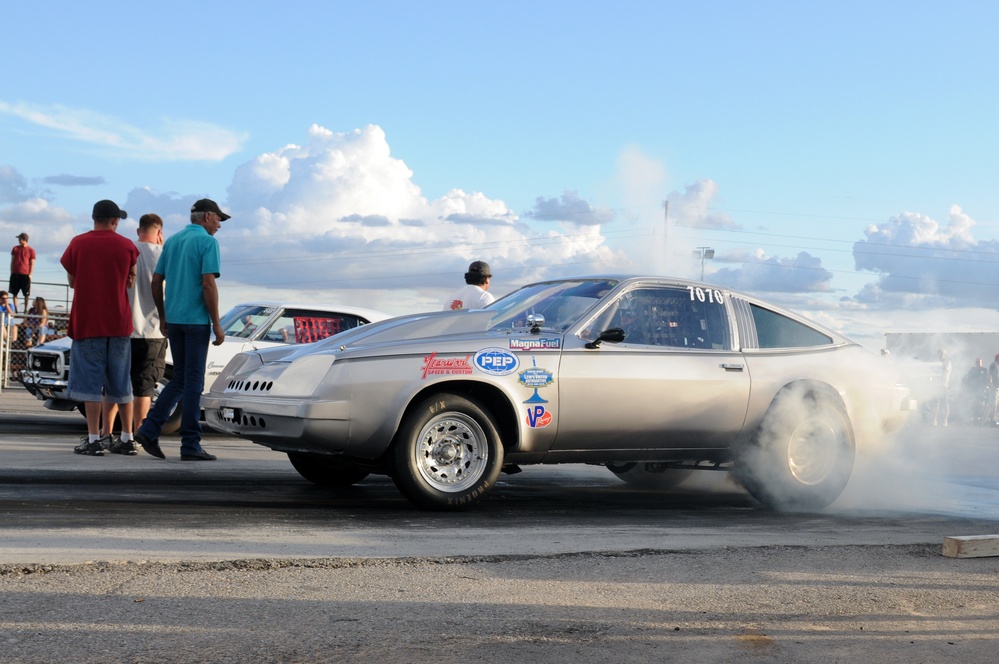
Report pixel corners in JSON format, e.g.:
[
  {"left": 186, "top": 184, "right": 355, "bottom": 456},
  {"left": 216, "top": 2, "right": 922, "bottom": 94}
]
[
  {"left": 119, "top": 213, "right": 166, "bottom": 453},
  {"left": 445, "top": 261, "right": 495, "bottom": 310}
]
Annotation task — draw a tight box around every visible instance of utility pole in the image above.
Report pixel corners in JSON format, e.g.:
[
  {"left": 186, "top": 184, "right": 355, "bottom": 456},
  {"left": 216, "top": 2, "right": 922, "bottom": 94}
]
[
  {"left": 662, "top": 200, "right": 669, "bottom": 275},
  {"left": 693, "top": 246, "right": 715, "bottom": 281}
]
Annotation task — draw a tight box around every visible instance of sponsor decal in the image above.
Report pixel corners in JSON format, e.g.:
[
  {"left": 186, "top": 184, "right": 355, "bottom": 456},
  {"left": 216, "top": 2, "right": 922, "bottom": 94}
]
[
  {"left": 509, "top": 337, "right": 561, "bottom": 351},
  {"left": 473, "top": 348, "right": 520, "bottom": 376},
  {"left": 421, "top": 353, "right": 473, "bottom": 379},
  {"left": 526, "top": 405, "right": 553, "bottom": 428},
  {"left": 520, "top": 358, "right": 554, "bottom": 404},
  {"left": 518, "top": 367, "right": 553, "bottom": 389}
]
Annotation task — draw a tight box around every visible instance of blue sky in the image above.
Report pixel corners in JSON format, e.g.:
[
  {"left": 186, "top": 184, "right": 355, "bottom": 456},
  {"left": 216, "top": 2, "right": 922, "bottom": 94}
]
[{"left": 2, "top": 1, "right": 997, "bottom": 349}]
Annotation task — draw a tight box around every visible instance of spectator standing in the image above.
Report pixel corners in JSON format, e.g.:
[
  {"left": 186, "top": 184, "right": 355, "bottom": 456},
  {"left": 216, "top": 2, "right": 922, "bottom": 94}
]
[
  {"left": 135, "top": 198, "right": 229, "bottom": 461},
  {"left": 963, "top": 358, "right": 991, "bottom": 425},
  {"left": 989, "top": 354, "right": 999, "bottom": 425},
  {"left": 124, "top": 213, "right": 167, "bottom": 449},
  {"left": 933, "top": 348, "right": 952, "bottom": 427},
  {"left": 61, "top": 200, "right": 139, "bottom": 456},
  {"left": 444, "top": 261, "right": 495, "bottom": 310},
  {"left": 10, "top": 232, "right": 35, "bottom": 313}
]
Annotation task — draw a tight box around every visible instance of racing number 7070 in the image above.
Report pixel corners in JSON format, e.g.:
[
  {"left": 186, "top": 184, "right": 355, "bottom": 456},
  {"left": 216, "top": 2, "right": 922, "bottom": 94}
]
[{"left": 688, "top": 286, "right": 724, "bottom": 304}]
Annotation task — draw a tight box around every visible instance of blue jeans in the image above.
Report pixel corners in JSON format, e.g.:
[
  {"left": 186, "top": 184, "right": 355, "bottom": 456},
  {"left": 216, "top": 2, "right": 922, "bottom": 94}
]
[{"left": 139, "top": 323, "right": 209, "bottom": 455}]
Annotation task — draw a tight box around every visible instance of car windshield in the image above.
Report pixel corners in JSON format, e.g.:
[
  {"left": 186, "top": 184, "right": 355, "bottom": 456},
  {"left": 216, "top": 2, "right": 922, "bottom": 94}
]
[
  {"left": 486, "top": 279, "right": 619, "bottom": 333},
  {"left": 220, "top": 305, "right": 278, "bottom": 339}
]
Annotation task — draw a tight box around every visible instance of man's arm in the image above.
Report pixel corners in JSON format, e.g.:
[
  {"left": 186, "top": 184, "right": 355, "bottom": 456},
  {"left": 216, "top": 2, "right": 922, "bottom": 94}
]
[
  {"left": 202, "top": 273, "right": 224, "bottom": 346},
  {"left": 152, "top": 273, "right": 167, "bottom": 336}
]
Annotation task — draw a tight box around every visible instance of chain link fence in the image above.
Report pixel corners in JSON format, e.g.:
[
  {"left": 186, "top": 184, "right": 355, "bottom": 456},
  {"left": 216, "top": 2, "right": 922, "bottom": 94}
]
[{"left": 1, "top": 280, "right": 72, "bottom": 390}]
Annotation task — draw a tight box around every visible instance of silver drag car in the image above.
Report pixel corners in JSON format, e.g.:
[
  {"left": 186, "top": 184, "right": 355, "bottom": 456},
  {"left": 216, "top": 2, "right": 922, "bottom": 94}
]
[{"left": 203, "top": 276, "right": 914, "bottom": 511}]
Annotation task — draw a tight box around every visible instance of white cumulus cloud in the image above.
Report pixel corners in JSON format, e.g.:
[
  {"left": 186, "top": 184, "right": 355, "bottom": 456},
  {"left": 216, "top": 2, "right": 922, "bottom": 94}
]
[
  {"left": 218, "top": 124, "right": 624, "bottom": 311},
  {"left": 852, "top": 206, "right": 999, "bottom": 306}
]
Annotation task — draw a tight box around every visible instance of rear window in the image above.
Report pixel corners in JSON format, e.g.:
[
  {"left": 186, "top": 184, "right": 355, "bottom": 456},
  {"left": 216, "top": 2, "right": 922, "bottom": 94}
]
[
  {"left": 750, "top": 304, "right": 832, "bottom": 348},
  {"left": 260, "top": 310, "right": 368, "bottom": 344}
]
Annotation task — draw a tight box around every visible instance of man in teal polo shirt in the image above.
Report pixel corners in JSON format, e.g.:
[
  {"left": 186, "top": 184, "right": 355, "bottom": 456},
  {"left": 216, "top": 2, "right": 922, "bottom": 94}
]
[{"left": 135, "top": 198, "right": 229, "bottom": 460}]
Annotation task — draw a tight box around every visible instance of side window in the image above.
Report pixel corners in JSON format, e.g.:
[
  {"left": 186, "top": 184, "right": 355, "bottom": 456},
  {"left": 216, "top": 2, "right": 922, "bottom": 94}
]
[
  {"left": 223, "top": 306, "right": 275, "bottom": 339},
  {"left": 587, "top": 286, "right": 730, "bottom": 349},
  {"left": 750, "top": 304, "right": 832, "bottom": 348}
]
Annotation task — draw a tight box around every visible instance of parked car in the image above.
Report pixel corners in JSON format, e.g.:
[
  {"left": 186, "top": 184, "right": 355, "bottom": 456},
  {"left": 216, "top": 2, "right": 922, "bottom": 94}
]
[
  {"left": 20, "top": 301, "right": 390, "bottom": 432},
  {"left": 203, "top": 276, "right": 915, "bottom": 511}
]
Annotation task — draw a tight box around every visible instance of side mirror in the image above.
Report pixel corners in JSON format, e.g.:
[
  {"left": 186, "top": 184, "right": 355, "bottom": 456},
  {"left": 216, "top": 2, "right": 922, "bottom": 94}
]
[{"left": 585, "top": 327, "right": 626, "bottom": 349}]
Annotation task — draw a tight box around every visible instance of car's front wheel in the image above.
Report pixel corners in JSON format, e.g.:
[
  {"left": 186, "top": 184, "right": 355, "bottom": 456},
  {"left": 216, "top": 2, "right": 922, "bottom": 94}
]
[
  {"left": 736, "top": 389, "right": 855, "bottom": 511},
  {"left": 288, "top": 452, "right": 370, "bottom": 487},
  {"left": 391, "top": 393, "right": 504, "bottom": 510}
]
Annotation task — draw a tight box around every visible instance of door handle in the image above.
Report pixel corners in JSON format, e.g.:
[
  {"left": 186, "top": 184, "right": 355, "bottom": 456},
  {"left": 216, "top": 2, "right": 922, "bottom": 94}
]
[{"left": 721, "top": 363, "right": 744, "bottom": 371}]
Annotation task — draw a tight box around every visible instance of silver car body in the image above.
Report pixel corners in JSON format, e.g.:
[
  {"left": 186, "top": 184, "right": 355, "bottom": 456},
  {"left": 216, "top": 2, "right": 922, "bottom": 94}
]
[{"left": 203, "top": 277, "right": 913, "bottom": 509}]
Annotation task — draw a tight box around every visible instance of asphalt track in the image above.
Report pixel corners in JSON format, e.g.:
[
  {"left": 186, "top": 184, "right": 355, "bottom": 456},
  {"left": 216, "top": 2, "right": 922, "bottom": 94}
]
[
  {"left": 1, "top": 384, "right": 998, "bottom": 565},
  {"left": 3, "top": 384, "right": 999, "bottom": 663}
]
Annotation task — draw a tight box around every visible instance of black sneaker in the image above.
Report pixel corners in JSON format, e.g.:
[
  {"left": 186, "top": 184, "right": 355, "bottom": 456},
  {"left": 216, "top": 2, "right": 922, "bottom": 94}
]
[
  {"left": 134, "top": 431, "right": 165, "bottom": 459},
  {"left": 109, "top": 437, "right": 137, "bottom": 455},
  {"left": 74, "top": 438, "right": 105, "bottom": 456},
  {"left": 180, "top": 449, "right": 217, "bottom": 461},
  {"left": 97, "top": 434, "right": 114, "bottom": 451}
]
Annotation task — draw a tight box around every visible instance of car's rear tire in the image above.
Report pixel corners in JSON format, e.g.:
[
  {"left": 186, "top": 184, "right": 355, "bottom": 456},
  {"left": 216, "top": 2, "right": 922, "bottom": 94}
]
[
  {"left": 288, "top": 453, "right": 370, "bottom": 487},
  {"left": 607, "top": 462, "right": 693, "bottom": 489},
  {"left": 391, "top": 393, "right": 504, "bottom": 510},
  {"left": 736, "top": 389, "right": 855, "bottom": 511}
]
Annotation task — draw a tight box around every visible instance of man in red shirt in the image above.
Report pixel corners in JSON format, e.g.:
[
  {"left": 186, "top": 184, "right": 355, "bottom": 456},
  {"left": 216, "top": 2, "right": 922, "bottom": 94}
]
[
  {"left": 10, "top": 232, "right": 35, "bottom": 313},
  {"left": 61, "top": 200, "right": 139, "bottom": 456}
]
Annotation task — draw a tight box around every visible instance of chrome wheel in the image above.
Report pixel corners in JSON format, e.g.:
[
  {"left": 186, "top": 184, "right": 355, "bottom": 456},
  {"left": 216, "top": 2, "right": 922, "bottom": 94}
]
[
  {"left": 786, "top": 418, "right": 839, "bottom": 486},
  {"left": 392, "top": 393, "right": 503, "bottom": 510},
  {"left": 413, "top": 413, "right": 489, "bottom": 492},
  {"left": 736, "top": 390, "right": 855, "bottom": 511}
]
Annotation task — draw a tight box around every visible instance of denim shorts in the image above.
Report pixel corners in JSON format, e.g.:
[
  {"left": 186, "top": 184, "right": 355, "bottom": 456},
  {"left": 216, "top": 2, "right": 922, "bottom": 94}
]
[{"left": 67, "top": 336, "right": 134, "bottom": 403}]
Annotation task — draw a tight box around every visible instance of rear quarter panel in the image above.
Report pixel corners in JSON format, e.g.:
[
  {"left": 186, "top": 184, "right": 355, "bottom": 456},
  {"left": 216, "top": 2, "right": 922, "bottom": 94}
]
[{"left": 741, "top": 343, "right": 906, "bottom": 442}]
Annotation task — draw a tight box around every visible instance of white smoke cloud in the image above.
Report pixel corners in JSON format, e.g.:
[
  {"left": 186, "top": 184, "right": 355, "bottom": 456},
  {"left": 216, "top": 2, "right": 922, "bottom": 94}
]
[{"left": 667, "top": 179, "right": 738, "bottom": 230}]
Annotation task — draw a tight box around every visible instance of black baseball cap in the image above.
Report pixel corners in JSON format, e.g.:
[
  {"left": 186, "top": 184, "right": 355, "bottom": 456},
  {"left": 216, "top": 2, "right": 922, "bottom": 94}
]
[
  {"left": 191, "top": 198, "right": 231, "bottom": 221},
  {"left": 466, "top": 260, "right": 492, "bottom": 277},
  {"left": 92, "top": 199, "right": 127, "bottom": 220}
]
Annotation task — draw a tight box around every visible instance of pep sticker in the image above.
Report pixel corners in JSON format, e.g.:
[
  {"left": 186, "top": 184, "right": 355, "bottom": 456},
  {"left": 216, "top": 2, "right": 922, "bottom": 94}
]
[{"left": 473, "top": 348, "right": 520, "bottom": 376}]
